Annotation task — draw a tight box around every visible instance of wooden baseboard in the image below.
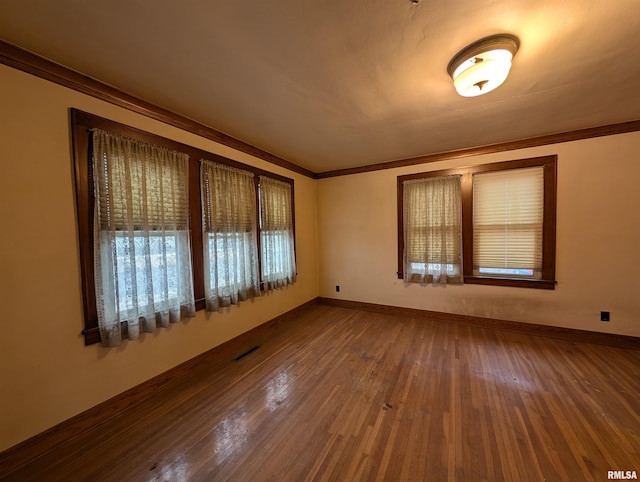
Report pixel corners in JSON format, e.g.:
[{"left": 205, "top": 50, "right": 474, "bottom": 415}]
[
  {"left": 317, "top": 297, "right": 640, "bottom": 350},
  {"left": 4, "top": 296, "right": 637, "bottom": 476},
  {"left": 0, "top": 298, "right": 319, "bottom": 477}
]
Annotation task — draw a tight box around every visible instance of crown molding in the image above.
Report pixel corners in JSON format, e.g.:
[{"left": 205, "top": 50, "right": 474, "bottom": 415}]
[
  {"left": 0, "top": 40, "right": 316, "bottom": 179},
  {"left": 316, "top": 120, "right": 640, "bottom": 178},
  {"left": 3, "top": 39, "right": 640, "bottom": 181}
]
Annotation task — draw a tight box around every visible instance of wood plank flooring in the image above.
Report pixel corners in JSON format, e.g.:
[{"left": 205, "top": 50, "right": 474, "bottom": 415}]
[{"left": 4, "top": 303, "right": 640, "bottom": 481}]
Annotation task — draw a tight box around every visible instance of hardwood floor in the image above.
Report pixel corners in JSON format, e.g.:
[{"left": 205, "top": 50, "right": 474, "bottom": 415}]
[{"left": 4, "top": 303, "right": 640, "bottom": 481}]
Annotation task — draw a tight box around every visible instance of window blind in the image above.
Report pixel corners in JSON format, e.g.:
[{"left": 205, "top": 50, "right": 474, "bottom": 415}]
[
  {"left": 473, "top": 166, "right": 544, "bottom": 277},
  {"left": 93, "top": 129, "right": 189, "bottom": 231},
  {"left": 259, "top": 176, "right": 296, "bottom": 289},
  {"left": 201, "top": 162, "right": 256, "bottom": 234},
  {"left": 200, "top": 160, "right": 260, "bottom": 311}
]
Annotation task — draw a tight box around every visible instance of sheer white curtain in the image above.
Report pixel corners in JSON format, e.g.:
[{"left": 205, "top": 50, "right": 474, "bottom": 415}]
[
  {"left": 92, "top": 129, "right": 195, "bottom": 347},
  {"left": 201, "top": 160, "right": 260, "bottom": 310},
  {"left": 259, "top": 176, "right": 296, "bottom": 290},
  {"left": 403, "top": 175, "right": 463, "bottom": 284}
]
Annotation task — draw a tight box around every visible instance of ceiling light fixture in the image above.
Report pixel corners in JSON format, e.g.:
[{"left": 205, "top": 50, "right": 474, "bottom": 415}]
[{"left": 447, "top": 34, "right": 519, "bottom": 97}]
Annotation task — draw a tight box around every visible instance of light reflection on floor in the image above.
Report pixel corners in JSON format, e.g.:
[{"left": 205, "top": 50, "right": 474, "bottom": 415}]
[
  {"left": 266, "top": 370, "right": 291, "bottom": 412},
  {"left": 473, "top": 368, "right": 539, "bottom": 393},
  {"left": 213, "top": 410, "right": 249, "bottom": 462},
  {"left": 200, "top": 370, "right": 292, "bottom": 470},
  {"left": 149, "top": 453, "right": 189, "bottom": 482}
]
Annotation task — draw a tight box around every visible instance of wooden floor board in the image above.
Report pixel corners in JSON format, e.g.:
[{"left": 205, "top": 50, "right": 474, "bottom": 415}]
[{"left": 3, "top": 303, "right": 640, "bottom": 481}]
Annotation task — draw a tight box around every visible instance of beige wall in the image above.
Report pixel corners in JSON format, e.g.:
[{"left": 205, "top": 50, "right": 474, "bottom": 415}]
[
  {"left": 318, "top": 132, "right": 640, "bottom": 338},
  {"left": 0, "top": 64, "right": 318, "bottom": 452},
  {"left": 2, "top": 59, "right": 640, "bottom": 453}
]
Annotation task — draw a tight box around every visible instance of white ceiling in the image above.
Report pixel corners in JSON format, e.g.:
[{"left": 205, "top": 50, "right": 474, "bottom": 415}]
[{"left": 2, "top": 0, "right": 640, "bottom": 173}]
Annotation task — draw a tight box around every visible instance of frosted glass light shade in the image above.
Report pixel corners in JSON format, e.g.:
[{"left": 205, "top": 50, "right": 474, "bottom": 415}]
[
  {"left": 452, "top": 49, "right": 513, "bottom": 97},
  {"left": 447, "top": 35, "right": 519, "bottom": 97}
]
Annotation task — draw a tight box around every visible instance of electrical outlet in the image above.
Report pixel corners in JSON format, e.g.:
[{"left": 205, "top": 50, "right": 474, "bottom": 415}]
[
  {"left": 600, "top": 311, "right": 610, "bottom": 322},
  {"left": 336, "top": 285, "right": 340, "bottom": 293}
]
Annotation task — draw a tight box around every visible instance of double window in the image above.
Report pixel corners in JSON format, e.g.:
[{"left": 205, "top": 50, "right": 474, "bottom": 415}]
[
  {"left": 199, "top": 161, "right": 297, "bottom": 311},
  {"left": 72, "top": 110, "right": 296, "bottom": 345},
  {"left": 398, "top": 156, "right": 557, "bottom": 289}
]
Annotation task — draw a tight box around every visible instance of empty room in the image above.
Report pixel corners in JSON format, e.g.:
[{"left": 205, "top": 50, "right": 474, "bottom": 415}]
[{"left": 1, "top": 1, "right": 639, "bottom": 481}]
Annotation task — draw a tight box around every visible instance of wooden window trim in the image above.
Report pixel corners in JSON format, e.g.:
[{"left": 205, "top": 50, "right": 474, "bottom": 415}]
[
  {"left": 397, "top": 155, "right": 557, "bottom": 290},
  {"left": 71, "top": 109, "right": 295, "bottom": 345}
]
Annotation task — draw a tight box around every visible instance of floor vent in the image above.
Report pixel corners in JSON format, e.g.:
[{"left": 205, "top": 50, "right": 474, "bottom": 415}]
[{"left": 234, "top": 345, "right": 260, "bottom": 361}]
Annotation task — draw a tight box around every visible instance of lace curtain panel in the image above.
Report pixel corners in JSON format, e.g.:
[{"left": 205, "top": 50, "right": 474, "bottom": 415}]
[
  {"left": 403, "top": 175, "right": 463, "bottom": 284},
  {"left": 201, "top": 160, "right": 260, "bottom": 311},
  {"left": 92, "top": 129, "right": 195, "bottom": 347},
  {"left": 259, "top": 176, "right": 297, "bottom": 289}
]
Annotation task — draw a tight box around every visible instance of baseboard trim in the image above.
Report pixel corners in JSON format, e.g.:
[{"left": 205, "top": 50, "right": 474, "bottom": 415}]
[
  {"left": 4, "top": 296, "right": 637, "bottom": 475},
  {"left": 317, "top": 297, "right": 640, "bottom": 350},
  {"left": 0, "top": 297, "right": 319, "bottom": 477}
]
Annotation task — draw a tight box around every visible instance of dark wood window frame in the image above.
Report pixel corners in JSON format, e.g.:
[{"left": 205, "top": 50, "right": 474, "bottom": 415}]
[
  {"left": 71, "top": 109, "right": 296, "bottom": 345},
  {"left": 397, "top": 155, "right": 557, "bottom": 290}
]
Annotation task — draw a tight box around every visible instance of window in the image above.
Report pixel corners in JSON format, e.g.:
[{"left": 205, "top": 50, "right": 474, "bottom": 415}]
[
  {"left": 72, "top": 109, "right": 296, "bottom": 345},
  {"left": 398, "top": 156, "right": 557, "bottom": 289},
  {"left": 402, "top": 175, "right": 463, "bottom": 284},
  {"left": 201, "top": 160, "right": 260, "bottom": 311},
  {"left": 92, "top": 129, "right": 195, "bottom": 346},
  {"left": 473, "top": 166, "right": 543, "bottom": 279},
  {"left": 259, "top": 176, "right": 297, "bottom": 289}
]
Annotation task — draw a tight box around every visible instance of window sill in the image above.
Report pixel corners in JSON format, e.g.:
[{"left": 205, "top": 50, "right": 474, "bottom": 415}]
[
  {"left": 397, "top": 273, "right": 555, "bottom": 290},
  {"left": 82, "top": 327, "right": 102, "bottom": 346},
  {"left": 464, "top": 276, "right": 556, "bottom": 290}
]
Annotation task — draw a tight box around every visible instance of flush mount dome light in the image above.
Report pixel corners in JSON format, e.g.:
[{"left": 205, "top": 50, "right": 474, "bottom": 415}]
[{"left": 447, "top": 34, "right": 519, "bottom": 97}]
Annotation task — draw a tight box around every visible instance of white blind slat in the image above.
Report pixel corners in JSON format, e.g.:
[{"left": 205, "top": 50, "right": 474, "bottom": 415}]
[{"left": 473, "top": 166, "right": 544, "bottom": 275}]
